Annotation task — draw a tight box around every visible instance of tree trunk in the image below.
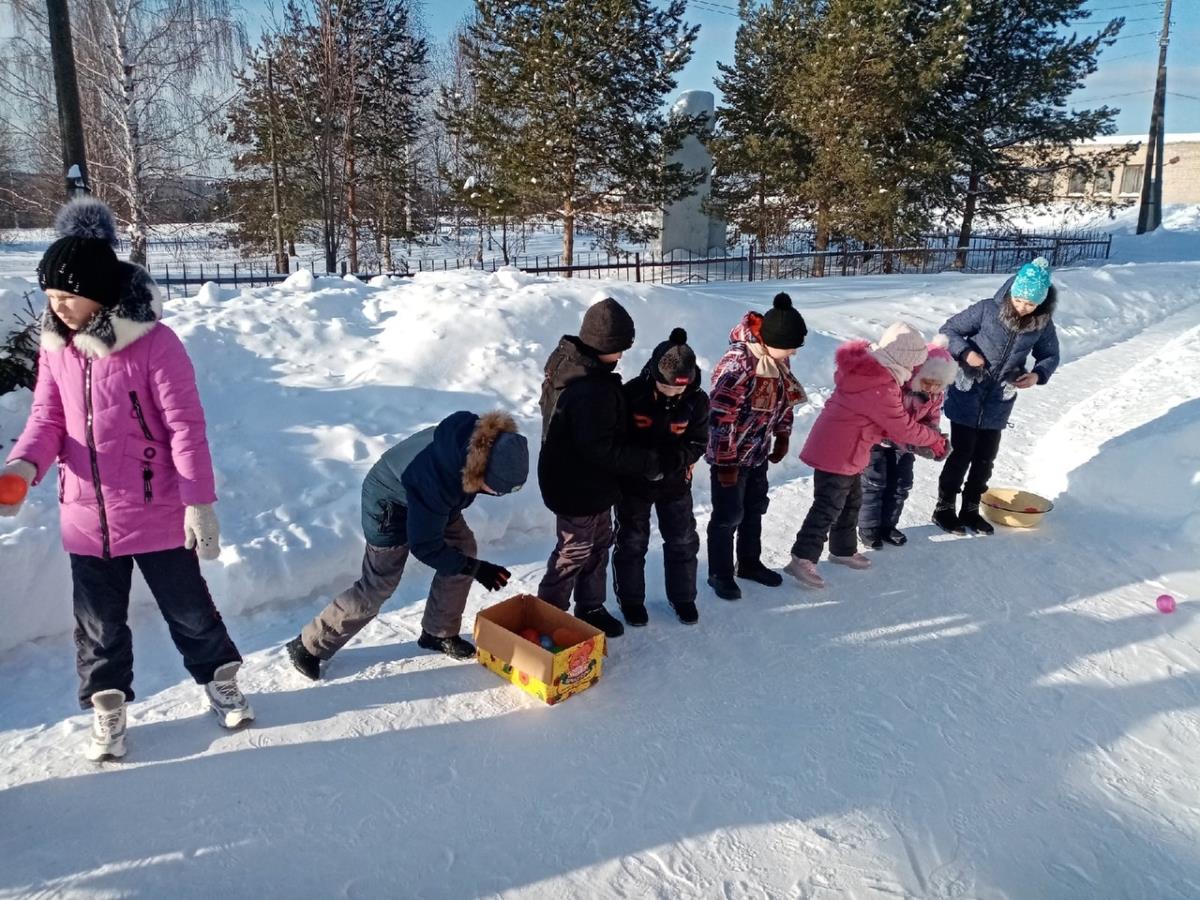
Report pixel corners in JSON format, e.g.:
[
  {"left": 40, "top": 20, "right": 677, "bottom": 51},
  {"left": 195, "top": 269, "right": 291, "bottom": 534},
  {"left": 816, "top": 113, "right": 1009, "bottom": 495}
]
[
  {"left": 109, "top": 5, "right": 148, "bottom": 266},
  {"left": 382, "top": 200, "right": 393, "bottom": 271},
  {"left": 403, "top": 142, "right": 414, "bottom": 238},
  {"left": 563, "top": 207, "right": 575, "bottom": 278},
  {"left": 347, "top": 154, "right": 358, "bottom": 274},
  {"left": 955, "top": 168, "right": 980, "bottom": 269},
  {"left": 813, "top": 201, "right": 830, "bottom": 278},
  {"left": 501, "top": 216, "right": 509, "bottom": 265},
  {"left": 267, "top": 57, "right": 287, "bottom": 274}
]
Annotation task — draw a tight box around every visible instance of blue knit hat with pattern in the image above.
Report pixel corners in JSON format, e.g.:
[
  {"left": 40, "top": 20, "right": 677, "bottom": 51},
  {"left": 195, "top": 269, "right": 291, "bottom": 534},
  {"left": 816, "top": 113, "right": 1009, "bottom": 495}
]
[{"left": 1011, "top": 257, "right": 1052, "bottom": 305}]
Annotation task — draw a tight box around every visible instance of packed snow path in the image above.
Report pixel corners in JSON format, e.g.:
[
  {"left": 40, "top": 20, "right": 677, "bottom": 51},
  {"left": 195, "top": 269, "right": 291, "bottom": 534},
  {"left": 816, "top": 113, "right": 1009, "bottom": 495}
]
[{"left": 1, "top": 267, "right": 1199, "bottom": 899}]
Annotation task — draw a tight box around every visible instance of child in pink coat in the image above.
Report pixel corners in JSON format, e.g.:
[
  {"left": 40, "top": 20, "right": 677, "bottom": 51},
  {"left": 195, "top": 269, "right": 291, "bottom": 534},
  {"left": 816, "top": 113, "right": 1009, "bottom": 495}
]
[
  {"left": 786, "top": 322, "right": 948, "bottom": 589},
  {"left": 0, "top": 198, "right": 252, "bottom": 761},
  {"left": 857, "top": 341, "right": 958, "bottom": 549}
]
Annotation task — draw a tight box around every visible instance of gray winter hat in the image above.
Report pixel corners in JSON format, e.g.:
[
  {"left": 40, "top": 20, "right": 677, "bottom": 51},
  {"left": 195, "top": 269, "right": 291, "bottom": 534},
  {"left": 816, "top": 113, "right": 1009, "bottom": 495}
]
[
  {"left": 485, "top": 431, "right": 529, "bottom": 494},
  {"left": 579, "top": 297, "right": 636, "bottom": 354}
]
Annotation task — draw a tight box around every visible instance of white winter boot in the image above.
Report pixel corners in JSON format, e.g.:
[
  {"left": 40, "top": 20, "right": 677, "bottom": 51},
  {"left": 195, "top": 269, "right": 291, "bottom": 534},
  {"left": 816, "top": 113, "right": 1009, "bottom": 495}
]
[
  {"left": 85, "top": 689, "right": 127, "bottom": 762},
  {"left": 204, "top": 661, "right": 255, "bottom": 728}
]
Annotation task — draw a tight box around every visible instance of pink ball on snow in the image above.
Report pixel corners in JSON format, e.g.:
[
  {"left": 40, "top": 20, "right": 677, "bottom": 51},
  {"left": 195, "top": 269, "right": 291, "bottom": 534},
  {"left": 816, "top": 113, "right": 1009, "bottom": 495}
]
[{"left": 1156, "top": 594, "right": 1176, "bottom": 614}]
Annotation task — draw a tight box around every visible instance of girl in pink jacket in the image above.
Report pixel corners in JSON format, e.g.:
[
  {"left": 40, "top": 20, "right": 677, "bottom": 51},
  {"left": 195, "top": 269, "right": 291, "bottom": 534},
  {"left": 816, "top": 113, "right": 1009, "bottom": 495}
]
[
  {"left": 0, "top": 198, "right": 252, "bottom": 761},
  {"left": 857, "top": 341, "right": 957, "bottom": 549},
  {"left": 786, "top": 322, "right": 948, "bottom": 589}
]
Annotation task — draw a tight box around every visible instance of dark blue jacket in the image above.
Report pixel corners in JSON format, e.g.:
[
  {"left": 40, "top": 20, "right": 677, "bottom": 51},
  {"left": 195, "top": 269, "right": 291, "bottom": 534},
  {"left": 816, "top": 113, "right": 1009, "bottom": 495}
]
[
  {"left": 941, "top": 277, "right": 1060, "bottom": 431},
  {"left": 360, "top": 411, "right": 483, "bottom": 575}
]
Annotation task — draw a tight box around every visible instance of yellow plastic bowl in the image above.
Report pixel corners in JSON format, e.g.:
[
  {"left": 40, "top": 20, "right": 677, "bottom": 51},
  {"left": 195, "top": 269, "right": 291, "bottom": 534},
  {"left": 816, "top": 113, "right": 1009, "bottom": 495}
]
[{"left": 980, "top": 488, "right": 1054, "bottom": 529}]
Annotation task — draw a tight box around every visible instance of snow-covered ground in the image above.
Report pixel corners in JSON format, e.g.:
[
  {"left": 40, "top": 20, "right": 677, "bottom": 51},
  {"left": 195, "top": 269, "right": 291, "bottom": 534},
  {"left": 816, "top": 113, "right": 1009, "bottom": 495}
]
[{"left": 0, "top": 237, "right": 1198, "bottom": 896}]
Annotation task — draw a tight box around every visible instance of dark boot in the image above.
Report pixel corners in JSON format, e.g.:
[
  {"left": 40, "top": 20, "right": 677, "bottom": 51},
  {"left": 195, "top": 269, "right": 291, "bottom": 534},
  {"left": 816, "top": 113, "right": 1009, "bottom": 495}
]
[
  {"left": 858, "top": 528, "right": 883, "bottom": 550},
  {"left": 932, "top": 495, "right": 966, "bottom": 535},
  {"left": 576, "top": 606, "right": 625, "bottom": 638},
  {"left": 670, "top": 600, "right": 699, "bottom": 625},
  {"left": 286, "top": 636, "right": 321, "bottom": 681},
  {"left": 959, "top": 504, "right": 995, "bottom": 535},
  {"left": 883, "top": 528, "right": 907, "bottom": 546},
  {"left": 417, "top": 631, "right": 477, "bottom": 659},
  {"left": 707, "top": 574, "right": 742, "bottom": 601},
  {"left": 735, "top": 560, "right": 783, "bottom": 587},
  {"left": 619, "top": 601, "right": 649, "bottom": 627}
]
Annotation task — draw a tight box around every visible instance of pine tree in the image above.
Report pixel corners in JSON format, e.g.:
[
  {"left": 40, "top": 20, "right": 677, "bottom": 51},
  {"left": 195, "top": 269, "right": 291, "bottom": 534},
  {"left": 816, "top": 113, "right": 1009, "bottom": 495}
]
[
  {"left": 226, "top": 40, "right": 312, "bottom": 267},
  {"left": 934, "top": 0, "right": 1129, "bottom": 258},
  {"left": 784, "top": 0, "right": 971, "bottom": 269},
  {"left": 452, "top": 0, "right": 704, "bottom": 269},
  {"left": 709, "top": 0, "right": 815, "bottom": 250}
]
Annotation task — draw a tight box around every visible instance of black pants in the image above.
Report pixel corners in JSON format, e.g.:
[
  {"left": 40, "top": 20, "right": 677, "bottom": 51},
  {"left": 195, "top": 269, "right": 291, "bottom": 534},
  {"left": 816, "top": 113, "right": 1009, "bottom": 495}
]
[
  {"left": 859, "top": 445, "right": 915, "bottom": 533},
  {"left": 938, "top": 422, "right": 1003, "bottom": 507},
  {"left": 71, "top": 547, "right": 241, "bottom": 709},
  {"left": 612, "top": 489, "right": 699, "bottom": 608},
  {"left": 792, "top": 470, "right": 863, "bottom": 563},
  {"left": 706, "top": 462, "right": 769, "bottom": 579}
]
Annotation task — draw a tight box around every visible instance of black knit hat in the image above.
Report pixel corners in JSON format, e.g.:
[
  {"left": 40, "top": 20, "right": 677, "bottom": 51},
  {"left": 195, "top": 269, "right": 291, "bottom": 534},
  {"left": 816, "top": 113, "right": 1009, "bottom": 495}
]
[
  {"left": 654, "top": 327, "right": 696, "bottom": 386},
  {"left": 579, "top": 297, "right": 636, "bottom": 354},
  {"left": 37, "top": 198, "right": 121, "bottom": 308},
  {"left": 759, "top": 292, "right": 807, "bottom": 350}
]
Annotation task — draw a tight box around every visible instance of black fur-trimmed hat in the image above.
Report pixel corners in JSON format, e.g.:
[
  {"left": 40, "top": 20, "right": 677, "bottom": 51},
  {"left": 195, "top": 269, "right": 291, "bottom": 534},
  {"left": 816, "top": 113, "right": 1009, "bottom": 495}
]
[{"left": 37, "top": 197, "right": 121, "bottom": 308}]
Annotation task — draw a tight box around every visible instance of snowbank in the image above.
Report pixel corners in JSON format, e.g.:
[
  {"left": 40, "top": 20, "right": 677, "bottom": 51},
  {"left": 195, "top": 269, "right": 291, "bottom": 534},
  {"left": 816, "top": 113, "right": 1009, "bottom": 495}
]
[{"left": 1, "top": 262, "right": 1199, "bottom": 651}]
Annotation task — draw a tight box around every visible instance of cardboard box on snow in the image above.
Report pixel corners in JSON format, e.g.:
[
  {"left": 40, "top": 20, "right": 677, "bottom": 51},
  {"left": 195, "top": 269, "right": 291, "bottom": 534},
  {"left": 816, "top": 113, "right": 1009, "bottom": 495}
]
[{"left": 474, "top": 594, "right": 606, "bottom": 705}]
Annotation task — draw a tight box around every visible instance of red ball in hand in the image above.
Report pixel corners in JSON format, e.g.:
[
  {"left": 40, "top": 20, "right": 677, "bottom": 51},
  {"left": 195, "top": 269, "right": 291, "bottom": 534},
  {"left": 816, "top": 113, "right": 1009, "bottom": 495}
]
[{"left": 0, "top": 474, "right": 28, "bottom": 505}]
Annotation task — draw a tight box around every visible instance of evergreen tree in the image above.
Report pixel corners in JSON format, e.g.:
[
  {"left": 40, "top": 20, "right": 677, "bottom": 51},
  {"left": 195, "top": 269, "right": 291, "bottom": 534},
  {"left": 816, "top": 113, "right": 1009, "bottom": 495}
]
[
  {"left": 784, "top": 0, "right": 970, "bottom": 268},
  {"left": 226, "top": 0, "right": 427, "bottom": 274},
  {"left": 227, "top": 40, "right": 312, "bottom": 266},
  {"left": 935, "top": 0, "right": 1128, "bottom": 257},
  {"left": 452, "top": 0, "right": 704, "bottom": 269},
  {"left": 709, "top": 0, "right": 815, "bottom": 250}
]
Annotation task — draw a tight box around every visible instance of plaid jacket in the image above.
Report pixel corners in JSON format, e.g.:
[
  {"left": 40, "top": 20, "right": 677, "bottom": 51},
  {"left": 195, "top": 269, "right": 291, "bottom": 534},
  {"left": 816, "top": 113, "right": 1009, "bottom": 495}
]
[{"left": 705, "top": 312, "right": 806, "bottom": 468}]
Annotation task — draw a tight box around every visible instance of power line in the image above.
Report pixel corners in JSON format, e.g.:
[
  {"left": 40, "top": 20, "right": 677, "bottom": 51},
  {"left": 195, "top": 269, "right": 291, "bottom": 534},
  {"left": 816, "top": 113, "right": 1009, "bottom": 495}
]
[
  {"left": 1167, "top": 91, "right": 1200, "bottom": 102},
  {"left": 1111, "top": 30, "right": 1163, "bottom": 41},
  {"left": 688, "top": 0, "right": 741, "bottom": 18},
  {"left": 1088, "top": 1, "right": 1164, "bottom": 10},
  {"left": 1072, "top": 89, "right": 1153, "bottom": 103}
]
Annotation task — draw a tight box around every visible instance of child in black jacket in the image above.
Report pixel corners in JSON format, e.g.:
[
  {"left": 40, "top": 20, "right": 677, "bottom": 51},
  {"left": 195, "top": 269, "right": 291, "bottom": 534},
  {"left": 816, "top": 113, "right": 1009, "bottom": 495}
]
[{"left": 613, "top": 328, "right": 709, "bottom": 626}]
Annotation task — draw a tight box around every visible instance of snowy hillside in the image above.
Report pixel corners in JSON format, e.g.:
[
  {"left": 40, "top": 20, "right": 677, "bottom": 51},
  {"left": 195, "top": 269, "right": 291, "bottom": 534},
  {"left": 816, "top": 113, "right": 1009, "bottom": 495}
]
[{"left": 1, "top": 256, "right": 1198, "bottom": 898}]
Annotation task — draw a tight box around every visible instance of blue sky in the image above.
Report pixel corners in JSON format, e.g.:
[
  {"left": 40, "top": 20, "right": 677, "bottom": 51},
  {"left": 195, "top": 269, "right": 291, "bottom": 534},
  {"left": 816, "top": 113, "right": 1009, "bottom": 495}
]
[{"left": 244, "top": 0, "right": 1200, "bottom": 134}]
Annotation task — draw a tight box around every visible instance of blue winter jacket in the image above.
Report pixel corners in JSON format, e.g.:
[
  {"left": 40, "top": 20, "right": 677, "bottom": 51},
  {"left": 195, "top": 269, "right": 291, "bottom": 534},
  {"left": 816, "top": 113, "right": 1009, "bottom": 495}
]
[
  {"left": 361, "top": 411, "right": 510, "bottom": 574},
  {"left": 941, "top": 277, "right": 1060, "bottom": 431}
]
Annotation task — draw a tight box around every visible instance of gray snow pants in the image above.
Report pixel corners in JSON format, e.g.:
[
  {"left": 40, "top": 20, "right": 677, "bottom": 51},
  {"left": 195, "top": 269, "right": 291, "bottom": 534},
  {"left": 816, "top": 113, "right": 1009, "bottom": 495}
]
[
  {"left": 300, "top": 514, "right": 477, "bottom": 659},
  {"left": 537, "top": 511, "right": 614, "bottom": 614}
]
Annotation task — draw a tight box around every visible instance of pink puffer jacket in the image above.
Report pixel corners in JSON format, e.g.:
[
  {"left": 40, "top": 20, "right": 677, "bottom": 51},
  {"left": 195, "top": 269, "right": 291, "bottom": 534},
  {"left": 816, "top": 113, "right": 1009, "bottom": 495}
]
[
  {"left": 8, "top": 263, "right": 216, "bottom": 558},
  {"left": 800, "top": 341, "right": 942, "bottom": 476}
]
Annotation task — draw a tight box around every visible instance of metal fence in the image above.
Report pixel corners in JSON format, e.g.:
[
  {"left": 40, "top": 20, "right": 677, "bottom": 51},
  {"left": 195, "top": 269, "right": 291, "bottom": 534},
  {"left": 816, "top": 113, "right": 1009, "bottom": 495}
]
[{"left": 155, "top": 230, "right": 1112, "bottom": 298}]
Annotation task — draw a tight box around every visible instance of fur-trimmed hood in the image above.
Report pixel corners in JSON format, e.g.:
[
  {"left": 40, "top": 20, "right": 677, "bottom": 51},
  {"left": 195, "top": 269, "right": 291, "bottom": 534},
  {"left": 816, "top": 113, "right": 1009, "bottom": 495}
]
[
  {"left": 41, "top": 261, "right": 163, "bottom": 358},
  {"left": 462, "top": 410, "right": 522, "bottom": 493},
  {"left": 832, "top": 340, "right": 896, "bottom": 394},
  {"left": 996, "top": 277, "right": 1058, "bottom": 334}
]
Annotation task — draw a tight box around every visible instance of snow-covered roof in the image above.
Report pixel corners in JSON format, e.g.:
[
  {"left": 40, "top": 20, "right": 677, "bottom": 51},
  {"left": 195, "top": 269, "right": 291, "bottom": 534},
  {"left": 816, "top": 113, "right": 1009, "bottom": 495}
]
[{"left": 1081, "top": 133, "right": 1200, "bottom": 146}]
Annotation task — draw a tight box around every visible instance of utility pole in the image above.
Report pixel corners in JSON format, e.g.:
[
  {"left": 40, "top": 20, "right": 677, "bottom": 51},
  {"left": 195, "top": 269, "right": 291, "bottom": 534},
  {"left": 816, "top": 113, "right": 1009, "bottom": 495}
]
[
  {"left": 45, "top": 0, "right": 90, "bottom": 198},
  {"left": 1136, "top": 0, "right": 1172, "bottom": 234},
  {"left": 266, "top": 57, "right": 288, "bottom": 274}
]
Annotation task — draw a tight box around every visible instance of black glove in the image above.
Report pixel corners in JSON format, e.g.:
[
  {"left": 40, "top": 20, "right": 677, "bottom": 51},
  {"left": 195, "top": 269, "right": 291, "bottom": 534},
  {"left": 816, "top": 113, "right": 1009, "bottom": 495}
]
[
  {"left": 470, "top": 559, "right": 511, "bottom": 591},
  {"left": 768, "top": 434, "right": 789, "bottom": 464}
]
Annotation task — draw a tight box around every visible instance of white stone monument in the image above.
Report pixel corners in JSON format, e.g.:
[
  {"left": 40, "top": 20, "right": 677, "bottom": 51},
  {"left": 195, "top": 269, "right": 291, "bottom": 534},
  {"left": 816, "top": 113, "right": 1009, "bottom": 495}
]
[{"left": 656, "top": 90, "right": 726, "bottom": 258}]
